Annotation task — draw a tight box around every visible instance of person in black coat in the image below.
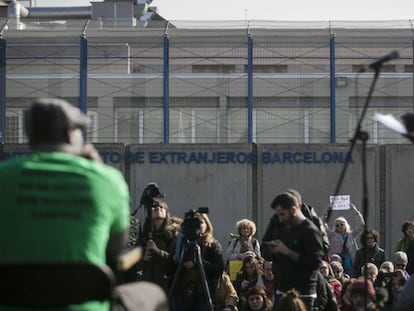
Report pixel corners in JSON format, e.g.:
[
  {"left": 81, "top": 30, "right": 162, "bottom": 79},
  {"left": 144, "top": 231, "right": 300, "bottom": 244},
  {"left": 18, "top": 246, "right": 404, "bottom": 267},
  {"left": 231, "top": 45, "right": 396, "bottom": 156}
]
[
  {"left": 137, "top": 199, "right": 179, "bottom": 293},
  {"left": 170, "top": 211, "right": 224, "bottom": 311},
  {"left": 263, "top": 192, "right": 324, "bottom": 311},
  {"left": 353, "top": 229, "right": 385, "bottom": 277}
]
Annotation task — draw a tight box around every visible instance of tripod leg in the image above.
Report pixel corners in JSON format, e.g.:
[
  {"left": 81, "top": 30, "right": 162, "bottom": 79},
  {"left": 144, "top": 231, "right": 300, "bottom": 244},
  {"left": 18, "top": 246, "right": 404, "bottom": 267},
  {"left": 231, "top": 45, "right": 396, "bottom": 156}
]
[
  {"left": 168, "top": 255, "right": 185, "bottom": 300},
  {"left": 194, "top": 244, "right": 214, "bottom": 311}
]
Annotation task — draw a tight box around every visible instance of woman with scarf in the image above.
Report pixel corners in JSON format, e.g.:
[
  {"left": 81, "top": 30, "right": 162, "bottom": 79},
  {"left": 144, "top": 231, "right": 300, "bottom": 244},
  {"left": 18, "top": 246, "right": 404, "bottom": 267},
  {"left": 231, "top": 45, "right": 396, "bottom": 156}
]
[{"left": 324, "top": 203, "right": 365, "bottom": 276}]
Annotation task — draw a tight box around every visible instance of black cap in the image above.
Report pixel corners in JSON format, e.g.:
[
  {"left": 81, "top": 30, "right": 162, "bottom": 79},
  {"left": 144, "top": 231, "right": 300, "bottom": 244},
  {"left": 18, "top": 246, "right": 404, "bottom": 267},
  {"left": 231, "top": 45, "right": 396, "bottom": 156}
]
[{"left": 24, "top": 98, "right": 90, "bottom": 144}]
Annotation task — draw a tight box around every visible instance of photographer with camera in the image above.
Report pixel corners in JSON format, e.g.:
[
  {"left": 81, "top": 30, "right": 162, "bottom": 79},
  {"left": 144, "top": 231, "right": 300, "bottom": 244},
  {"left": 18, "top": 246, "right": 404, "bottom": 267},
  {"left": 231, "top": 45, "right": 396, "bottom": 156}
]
[
  {"left": 170, "top": 210, "right": 224, "bottom": 311},
  {"left": 135, "top": 198, "right": 179, "bottom": 293}
]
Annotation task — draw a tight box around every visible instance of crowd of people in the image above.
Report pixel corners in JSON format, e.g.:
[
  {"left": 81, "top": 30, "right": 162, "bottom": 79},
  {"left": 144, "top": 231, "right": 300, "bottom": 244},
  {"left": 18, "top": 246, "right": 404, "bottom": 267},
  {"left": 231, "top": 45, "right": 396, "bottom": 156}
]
[
  {"left": 1, "top": 98, "right": 414, "bottom": 311},
  {"left": 130, "top": 188, "right": 414, "bottom": 311}
]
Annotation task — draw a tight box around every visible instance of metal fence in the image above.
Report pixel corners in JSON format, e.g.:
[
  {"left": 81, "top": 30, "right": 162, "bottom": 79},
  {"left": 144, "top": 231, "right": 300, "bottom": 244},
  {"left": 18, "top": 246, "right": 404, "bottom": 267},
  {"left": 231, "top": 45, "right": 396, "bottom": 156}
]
[{"left": 0, "top": 19, "right": 413, "bottom": 145}]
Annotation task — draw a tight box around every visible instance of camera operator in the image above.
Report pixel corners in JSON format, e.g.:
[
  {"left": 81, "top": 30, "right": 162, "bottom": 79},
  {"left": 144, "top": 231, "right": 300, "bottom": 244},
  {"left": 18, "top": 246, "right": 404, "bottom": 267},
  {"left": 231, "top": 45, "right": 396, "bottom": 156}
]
[
  {"left": 171, "top": 211, "right": 224, "bottom": 311},
  {"left": 136, "top": 199, "right": 179, "bottom": 293}
]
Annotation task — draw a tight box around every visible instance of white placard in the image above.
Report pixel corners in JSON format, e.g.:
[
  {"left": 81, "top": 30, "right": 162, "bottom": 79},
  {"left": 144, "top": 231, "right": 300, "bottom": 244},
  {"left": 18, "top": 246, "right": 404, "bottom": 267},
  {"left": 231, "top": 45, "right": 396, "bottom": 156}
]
[{"left": 329, "top": 195, "right": 350, "bottom": 210}]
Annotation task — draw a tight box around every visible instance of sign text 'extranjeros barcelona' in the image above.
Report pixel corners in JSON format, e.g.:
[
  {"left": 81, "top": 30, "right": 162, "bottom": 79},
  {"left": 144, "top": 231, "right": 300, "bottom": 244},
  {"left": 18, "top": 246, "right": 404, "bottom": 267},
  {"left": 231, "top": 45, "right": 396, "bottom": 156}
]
[
  {"left": 98, "top": 150, "right": 352, "bottom": 164},
  {"left": 0, "top": 150, "right": 353, "bottom": 165}
]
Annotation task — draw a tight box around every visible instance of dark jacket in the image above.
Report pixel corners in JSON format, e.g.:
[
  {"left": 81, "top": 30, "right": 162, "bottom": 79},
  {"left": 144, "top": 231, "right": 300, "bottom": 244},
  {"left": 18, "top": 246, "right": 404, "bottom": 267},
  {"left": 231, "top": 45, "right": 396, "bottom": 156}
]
[
  {"left": 353, "top": 244, "right": 386, "bottom": 277},
  {"left": 265, "top": 218, "right": 324, "bottom": 295},
  {"left": 170, "top": 237, "right": 224, "bottom": 303},
  {"left": 302, "top": 203, "right": 331, "bottom": 257},
  {"left": 138, "top": 227, "right": 177, "bottom": 292},
  {"left": 234, "top": 270, "right": 259, "bottom": 304},
  {"left": 262, "top": 203, "right": 329, "bottom": 259},
  {"left": 405, "top": 240, "right": 414, "bottom": 274}
]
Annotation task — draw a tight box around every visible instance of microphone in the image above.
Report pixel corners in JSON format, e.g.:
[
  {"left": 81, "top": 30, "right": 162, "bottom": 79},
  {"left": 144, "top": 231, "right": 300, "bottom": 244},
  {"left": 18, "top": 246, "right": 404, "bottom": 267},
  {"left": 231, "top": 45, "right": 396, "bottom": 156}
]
[{"left": 369, "top": 50, "right": 399, "bottom": 69}]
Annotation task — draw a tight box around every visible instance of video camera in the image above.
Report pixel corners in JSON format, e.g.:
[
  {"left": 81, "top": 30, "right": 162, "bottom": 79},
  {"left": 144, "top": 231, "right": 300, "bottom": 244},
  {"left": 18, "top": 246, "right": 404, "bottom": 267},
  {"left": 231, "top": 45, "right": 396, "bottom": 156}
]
[
  {"left": 136, "top": 182, "right": 165, "bottom": 240},
  {"left": 181, "top": 207, "right": 209, "bottom": 242},
  {"left": 140, "top": 182, "right": 164, "bottom": 208}
]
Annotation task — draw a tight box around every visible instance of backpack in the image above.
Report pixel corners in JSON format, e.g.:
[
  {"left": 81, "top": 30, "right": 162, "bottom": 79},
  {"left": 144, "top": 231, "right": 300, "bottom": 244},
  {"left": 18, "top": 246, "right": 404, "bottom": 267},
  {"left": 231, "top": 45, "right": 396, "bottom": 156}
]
[
  {"left": 230, "top": 237, "right": 258, "bottom": 253},
  {"left": 225, "top": 236, "right": 260, "bottom": 273},
  {"left": 301, "top": 203, "right": 330, "bottom": 258}
]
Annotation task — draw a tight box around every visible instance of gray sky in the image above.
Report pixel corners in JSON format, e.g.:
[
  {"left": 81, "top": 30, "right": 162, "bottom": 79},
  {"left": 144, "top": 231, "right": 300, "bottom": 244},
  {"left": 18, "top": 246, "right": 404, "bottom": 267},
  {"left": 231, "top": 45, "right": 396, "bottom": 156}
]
[{"left": 36, "top": 0, "right": 414, "bottom": 21}]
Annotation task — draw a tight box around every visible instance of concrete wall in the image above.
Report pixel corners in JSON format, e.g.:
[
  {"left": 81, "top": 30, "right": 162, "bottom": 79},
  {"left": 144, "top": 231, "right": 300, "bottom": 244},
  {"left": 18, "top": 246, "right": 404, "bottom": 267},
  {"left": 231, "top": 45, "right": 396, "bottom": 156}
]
[
  {"left": 257, "top": 144, "right": 380, "bottom": 248},
  {"left": 121, "top": 143, "right": 408, "bottom": 258},
  {"left": 126, "top": 144, "right": 254, "bottom": 246},
  {"left": 123, "top": 143, "right": 381, "bottom": 251},
  {"left": 384, "top": 145, "right": 414, "bottom": 255},
  {"left": 1, "top": 143, "right": 412, "bottom": 258}
]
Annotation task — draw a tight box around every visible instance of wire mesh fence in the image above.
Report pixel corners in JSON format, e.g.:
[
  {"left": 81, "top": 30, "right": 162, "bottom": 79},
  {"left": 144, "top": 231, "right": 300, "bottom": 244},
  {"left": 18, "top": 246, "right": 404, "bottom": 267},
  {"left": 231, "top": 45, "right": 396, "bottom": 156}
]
[{"left": 1, "top": 19, "right": 413, "bottom": 144}]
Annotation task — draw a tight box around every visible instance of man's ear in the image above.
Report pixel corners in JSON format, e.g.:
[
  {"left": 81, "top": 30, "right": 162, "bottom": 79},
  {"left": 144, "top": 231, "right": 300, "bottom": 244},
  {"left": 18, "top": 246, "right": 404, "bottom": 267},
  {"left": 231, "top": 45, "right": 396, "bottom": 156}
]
[{"left": 65, "top": 128, "right": 72, "bottom": 144}]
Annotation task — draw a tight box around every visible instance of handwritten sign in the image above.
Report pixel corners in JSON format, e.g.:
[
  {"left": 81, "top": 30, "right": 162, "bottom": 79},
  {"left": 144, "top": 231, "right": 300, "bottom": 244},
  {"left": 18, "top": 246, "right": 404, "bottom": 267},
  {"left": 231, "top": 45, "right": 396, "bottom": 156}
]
[{"left": 329, "top": 195, "right": 350, "bottom": 210}]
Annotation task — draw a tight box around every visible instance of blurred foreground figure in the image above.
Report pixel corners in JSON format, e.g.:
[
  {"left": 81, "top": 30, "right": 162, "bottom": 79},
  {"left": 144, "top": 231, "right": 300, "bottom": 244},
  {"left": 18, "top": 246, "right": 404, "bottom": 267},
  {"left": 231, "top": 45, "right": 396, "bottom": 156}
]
[{"left": 0, "top": 98, "right": 167, "bottom": 311}]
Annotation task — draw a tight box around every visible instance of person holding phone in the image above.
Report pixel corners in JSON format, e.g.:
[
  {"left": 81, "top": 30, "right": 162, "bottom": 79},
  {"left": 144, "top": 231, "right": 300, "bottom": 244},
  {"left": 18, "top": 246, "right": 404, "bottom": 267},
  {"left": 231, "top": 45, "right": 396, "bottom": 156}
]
[
  {"left": 233, "top": 256, "right": 265, "bottom": 309},
  {"left": 265, "top": 192, "right": 324, "bottom": 311}
]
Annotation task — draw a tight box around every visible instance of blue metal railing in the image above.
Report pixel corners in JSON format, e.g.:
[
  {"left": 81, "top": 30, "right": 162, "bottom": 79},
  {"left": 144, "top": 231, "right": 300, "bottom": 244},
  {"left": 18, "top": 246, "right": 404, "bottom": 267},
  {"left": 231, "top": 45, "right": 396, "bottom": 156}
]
[{"left": 330, "top": 33, "right": 336, "bottom": 144}]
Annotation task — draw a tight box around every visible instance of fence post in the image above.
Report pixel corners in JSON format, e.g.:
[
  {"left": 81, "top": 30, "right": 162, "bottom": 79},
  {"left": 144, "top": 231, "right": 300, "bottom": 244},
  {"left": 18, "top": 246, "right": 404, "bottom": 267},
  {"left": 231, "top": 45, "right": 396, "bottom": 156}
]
[
  {"left": 79, "top": 20, "right": 89, "bottom": 140},
  {"left": 329, "top": 31, "right": 336, "bottom": 144},
  {"left": 411, "top": 20, "right": 414, "bottom": 112},
  {"left": 0, "top": 37, "right": 5, "bottom": 145},
  {"left": 247, "top": 32, "right": 253, "bottom": 144},
  {"left": 0, "top": 19, "right": 8, "bottom": 145},
  {"left": 163, "top": 23, "right": 170, "bottom": 144}
]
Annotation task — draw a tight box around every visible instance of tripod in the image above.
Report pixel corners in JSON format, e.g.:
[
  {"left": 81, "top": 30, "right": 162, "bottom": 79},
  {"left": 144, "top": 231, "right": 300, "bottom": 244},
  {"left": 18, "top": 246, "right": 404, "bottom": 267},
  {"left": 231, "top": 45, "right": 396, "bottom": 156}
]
[{"left": 169, "top": 238, "right": 214, "bottom": 311}]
